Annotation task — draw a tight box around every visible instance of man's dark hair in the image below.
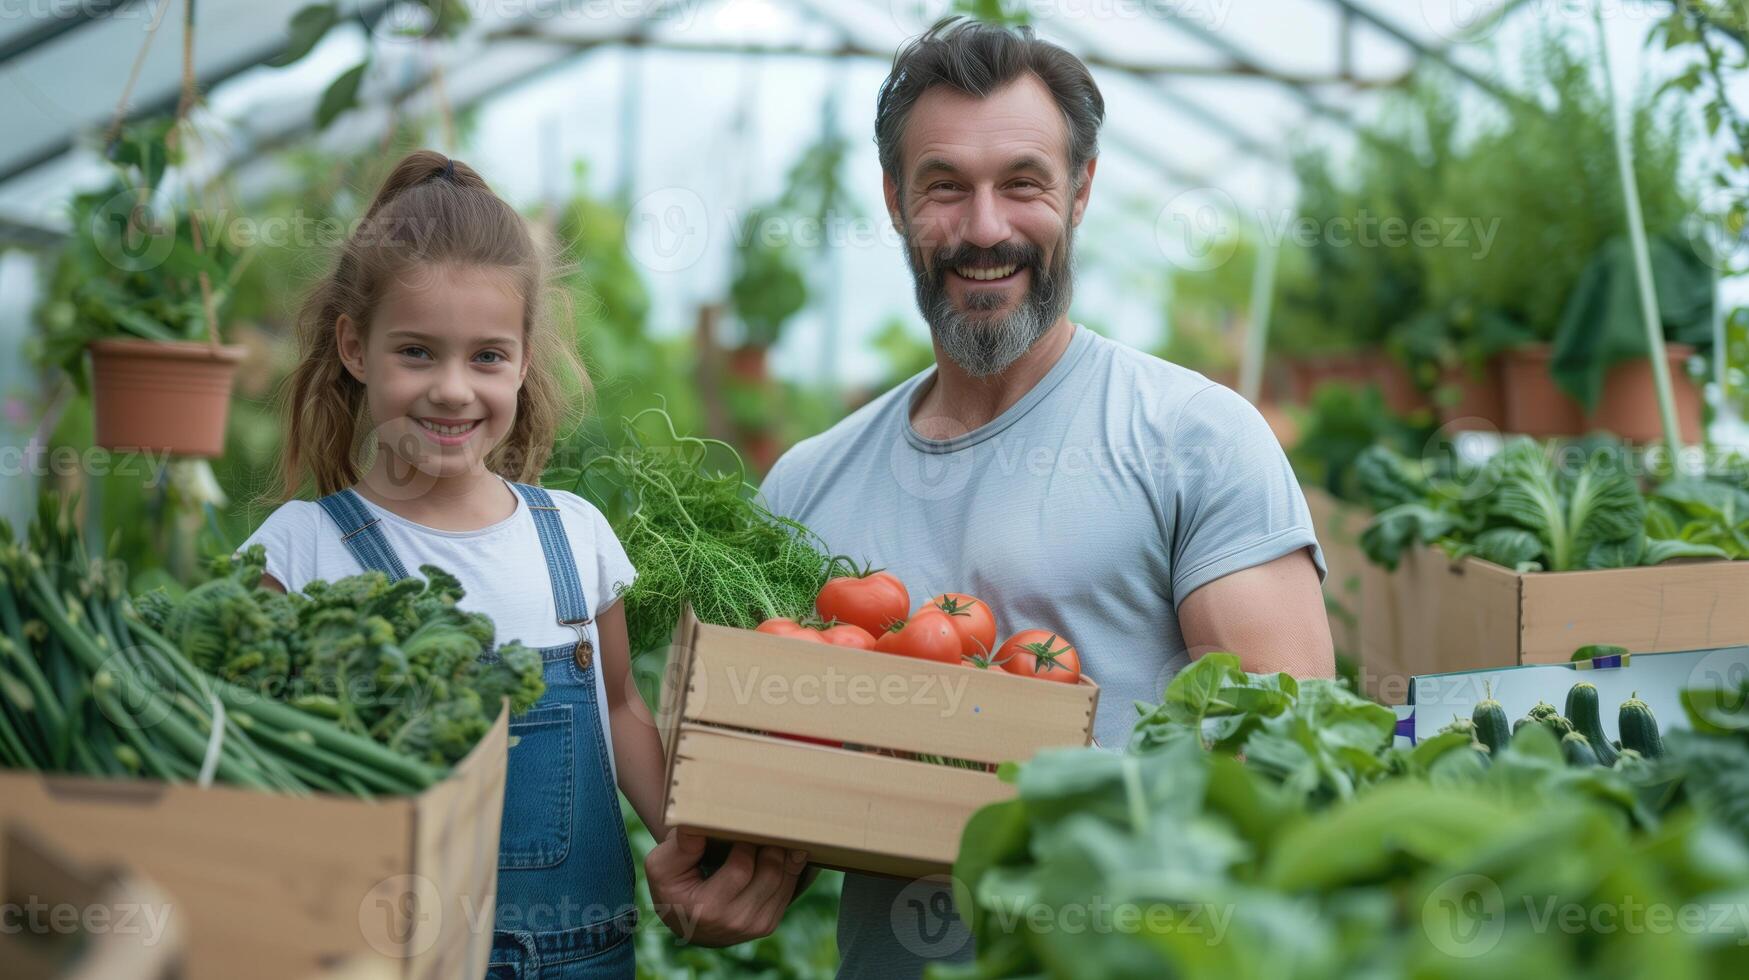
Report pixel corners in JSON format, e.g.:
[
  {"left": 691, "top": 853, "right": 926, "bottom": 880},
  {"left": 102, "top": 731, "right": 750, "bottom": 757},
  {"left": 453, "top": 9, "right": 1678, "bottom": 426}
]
[{"left": 875, "top": 17, "right": 1105, "bottom": 196}]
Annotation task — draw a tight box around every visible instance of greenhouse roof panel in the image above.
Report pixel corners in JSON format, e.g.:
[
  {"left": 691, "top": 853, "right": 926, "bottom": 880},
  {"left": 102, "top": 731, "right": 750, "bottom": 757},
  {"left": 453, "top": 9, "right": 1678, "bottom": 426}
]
[{"left": 0, "top": 0, "right": 1535, "bottom": 211}]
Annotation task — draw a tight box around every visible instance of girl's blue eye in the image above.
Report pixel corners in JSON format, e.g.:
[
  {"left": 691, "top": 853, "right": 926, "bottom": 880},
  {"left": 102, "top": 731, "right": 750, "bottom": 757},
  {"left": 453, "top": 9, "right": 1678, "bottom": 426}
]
[
  {"left": 399, "top": 346, "right": 431, "bottom": 359},
  {"left": 476, "top": 350, "right": 502, "bottom": 364}
]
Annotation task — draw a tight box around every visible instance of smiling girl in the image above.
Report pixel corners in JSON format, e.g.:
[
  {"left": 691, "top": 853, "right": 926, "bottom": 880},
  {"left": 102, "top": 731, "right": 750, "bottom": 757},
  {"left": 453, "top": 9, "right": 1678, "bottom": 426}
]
[{"left": 241, "top": 150, "right": 664, "bottom": 977}]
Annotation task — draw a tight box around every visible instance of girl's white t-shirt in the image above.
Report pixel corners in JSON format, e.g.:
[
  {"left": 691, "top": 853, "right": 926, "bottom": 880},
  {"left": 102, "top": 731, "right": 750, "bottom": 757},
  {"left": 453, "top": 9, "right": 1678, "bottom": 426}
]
[{"left": 238, "top": 478, "right": 637, "bottom": 779}]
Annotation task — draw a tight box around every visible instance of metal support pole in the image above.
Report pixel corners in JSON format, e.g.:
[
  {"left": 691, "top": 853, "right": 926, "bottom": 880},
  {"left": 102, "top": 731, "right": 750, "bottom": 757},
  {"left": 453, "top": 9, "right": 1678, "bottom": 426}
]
[
  {"left": 1240, "top": 228, "right": 1281, "bottom": 405},
  {"left": 1594, "top": 7, "right": 1683, "bottom": 456}
]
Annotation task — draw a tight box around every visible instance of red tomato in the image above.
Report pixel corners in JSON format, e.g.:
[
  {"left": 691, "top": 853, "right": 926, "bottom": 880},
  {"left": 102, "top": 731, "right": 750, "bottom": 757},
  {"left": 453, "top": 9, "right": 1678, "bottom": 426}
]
[
  {"left": 925, "top": 593, "right": 997, "bottom": 658},
  {"left": 874, "top": 609, "right": 961, "bottom": 664},
  {"left": 816, "top": 570, "right": 910, "bottom": 638},
  {"left": 998, "top": 630, "right": 1082, "bottom": 683},
  {"left": 817, "top": 622, "right": 877, "bottom": 650},
  {"left": 755, "top": 618, "right": 825, "bottom": 643}
]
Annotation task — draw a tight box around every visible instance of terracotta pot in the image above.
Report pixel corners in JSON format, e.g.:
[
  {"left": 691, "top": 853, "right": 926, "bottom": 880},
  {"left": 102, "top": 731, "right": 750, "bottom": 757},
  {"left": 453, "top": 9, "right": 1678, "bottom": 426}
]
[
  {"left": 728, "top": 345, "right": 768, "bottom": 383},
  {"left": 1287, "top": 353, "right": 1377, "bottom": 402},
  {"left": 1436, "top": 357, "right": 1506, "bottom": 432},
  {"left": 88, "top": 338, "right": 244, "bottom": 458},
  {"left": 1371, "top": 358, "right": 1431, "bottom": 417},
  {"left": 1587, "top": 344, "right": 1704, "bottom": 444},
  {"left": 1500, "top": 345, "right": 1584, "bottom": 438},
  {"left": 1288, "top": 353, "right": 1429, "bottom": 415}
]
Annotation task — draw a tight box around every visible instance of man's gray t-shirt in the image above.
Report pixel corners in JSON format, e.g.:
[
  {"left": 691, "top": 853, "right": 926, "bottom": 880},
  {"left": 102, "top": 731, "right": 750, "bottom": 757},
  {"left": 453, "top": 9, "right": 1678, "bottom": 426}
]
[{"left": 756, "top": 324, "right": 1324, "bottom": 979}]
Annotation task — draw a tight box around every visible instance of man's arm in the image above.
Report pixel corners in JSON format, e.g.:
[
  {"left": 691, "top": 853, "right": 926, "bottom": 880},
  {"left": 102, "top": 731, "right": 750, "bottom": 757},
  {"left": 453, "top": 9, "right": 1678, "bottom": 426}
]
[{"left": 1176, "top": 548, "right": 1334, "bottom": 677}]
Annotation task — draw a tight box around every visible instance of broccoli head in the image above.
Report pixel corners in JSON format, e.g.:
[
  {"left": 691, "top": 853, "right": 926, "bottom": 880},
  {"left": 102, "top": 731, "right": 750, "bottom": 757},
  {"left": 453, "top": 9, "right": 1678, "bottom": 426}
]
[{"left": 472, "top": 643, "right": 547, "bottom": 717}]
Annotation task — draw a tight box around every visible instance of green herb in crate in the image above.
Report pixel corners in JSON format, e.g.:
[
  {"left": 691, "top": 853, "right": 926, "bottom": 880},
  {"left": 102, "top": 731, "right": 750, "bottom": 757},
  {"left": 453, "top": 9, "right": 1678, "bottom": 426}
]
[{"left": 546, "top": 407, "right": 845, "bottom": 657}]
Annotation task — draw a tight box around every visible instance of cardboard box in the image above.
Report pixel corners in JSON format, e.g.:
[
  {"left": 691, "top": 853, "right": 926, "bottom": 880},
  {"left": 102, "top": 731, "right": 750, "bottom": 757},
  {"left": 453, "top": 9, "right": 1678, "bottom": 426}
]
[
  {"left": 0, "top": 709, "right": 509, "bottom": 980},
  {"left": 1362, "top": 545, "right": 1749, "bottom": 704},
  {"left": 1402, "top": 646, "right": 1749, "bottom": 744},
  {"left": 658, "top": 608, "right": 1098, "bottom": 879}
]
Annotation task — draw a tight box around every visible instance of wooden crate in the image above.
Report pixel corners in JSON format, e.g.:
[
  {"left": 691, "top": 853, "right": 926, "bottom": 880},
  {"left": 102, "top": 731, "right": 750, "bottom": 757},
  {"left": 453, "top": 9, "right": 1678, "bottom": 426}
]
[
  {"left": 658, "top": 608, "right": 1098, "bottom": 878},
  {"left": 0, "top": 711, "right": 508, "bottom": 979},
  {"left": 1362, "top": 546, "right": 1749, "bottom": 704}
]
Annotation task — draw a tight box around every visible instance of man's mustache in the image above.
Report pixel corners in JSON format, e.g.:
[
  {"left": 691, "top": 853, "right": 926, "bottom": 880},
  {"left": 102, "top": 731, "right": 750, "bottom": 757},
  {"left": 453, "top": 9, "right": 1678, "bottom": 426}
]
[{"left": 923, "top": 242, "right": 1044, "bottom": 278}]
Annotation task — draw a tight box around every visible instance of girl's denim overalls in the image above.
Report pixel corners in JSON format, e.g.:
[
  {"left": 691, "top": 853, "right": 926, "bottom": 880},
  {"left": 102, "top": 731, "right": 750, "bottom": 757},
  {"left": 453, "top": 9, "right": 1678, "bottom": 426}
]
[{"left": 318, "top": 483, "right": 638, "bottom": 978}]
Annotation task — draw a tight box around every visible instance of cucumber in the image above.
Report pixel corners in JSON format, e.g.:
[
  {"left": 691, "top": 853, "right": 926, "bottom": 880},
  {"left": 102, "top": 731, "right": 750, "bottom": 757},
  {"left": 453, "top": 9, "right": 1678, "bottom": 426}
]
[
  {"left": 1471, "top": 683, "right": 1511, "bottom": 755},
  {"left": 1564, "top": 681, "right": 1618, "bottom": 767},
  {"left": 1619, "top": 693, "right": 1663, "bottom": 759},
  {"left": 1528, "top": 700, "right": 1560, "bottom": 721},
  {"left": 1561, "top": 731, "right": 1599, "bottom": 767},
  {"left": 1513, "top": 716, "right": 1530, "bottom": 736}
]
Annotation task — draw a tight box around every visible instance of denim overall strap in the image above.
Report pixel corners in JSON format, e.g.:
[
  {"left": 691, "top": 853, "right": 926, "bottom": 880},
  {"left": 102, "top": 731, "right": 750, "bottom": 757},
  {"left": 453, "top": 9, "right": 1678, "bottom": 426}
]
[
  {"left": 509, "top": 483, "right": 595, "bottom": 669},
  {"left": 490, "top": 483, "right": 638, "bottom": 978},
  {"left": 315, "top": 489, "right": 412, "bottom": 581}
]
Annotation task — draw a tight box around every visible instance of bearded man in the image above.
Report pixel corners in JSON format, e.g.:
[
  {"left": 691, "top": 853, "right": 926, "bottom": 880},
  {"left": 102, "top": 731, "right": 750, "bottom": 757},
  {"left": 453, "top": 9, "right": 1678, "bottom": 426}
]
[{"left": 755, "top": 18, "right": 1335, "bottom": 979}]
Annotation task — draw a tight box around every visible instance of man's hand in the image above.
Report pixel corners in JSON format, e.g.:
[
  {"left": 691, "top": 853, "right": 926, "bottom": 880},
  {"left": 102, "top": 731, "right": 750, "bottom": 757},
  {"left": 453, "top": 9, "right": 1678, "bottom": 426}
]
[
  {"left": 644, "top": 830, "right": 809, "bottom": 946},
  {"left": 1178, "top": 548, "right": 1334, "bottom": 678}
]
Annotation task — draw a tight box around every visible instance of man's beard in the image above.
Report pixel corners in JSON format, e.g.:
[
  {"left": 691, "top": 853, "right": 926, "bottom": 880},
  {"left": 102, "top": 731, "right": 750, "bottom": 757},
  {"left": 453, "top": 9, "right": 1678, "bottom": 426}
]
[{"left": 904, "top": 227, "right": 1074, "bottom": 378}]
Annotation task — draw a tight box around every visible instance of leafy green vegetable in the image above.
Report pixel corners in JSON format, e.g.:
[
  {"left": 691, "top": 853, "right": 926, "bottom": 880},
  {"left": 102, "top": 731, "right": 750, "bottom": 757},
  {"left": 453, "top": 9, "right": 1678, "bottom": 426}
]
[
  {"left": 1355, "top": 438, "right": 1739, "bottom": 572},
  {"left": 143, "top": 545, "right": 545, "bottom": 767},
  {"left": 1483, "top": 438, "right": 1644, "bottom": 571},
  {"left": 546, "top": 408, "right": 845, "bottom": 657},
  {"left": 0, "top": 497, "right": 466, "bottom": 795},
  {"left": 952, "top": 652, "right": 1749, "bottom": 979},
  {"left": 1648, "top": 479, "right": 1749, "bottom": 558}
]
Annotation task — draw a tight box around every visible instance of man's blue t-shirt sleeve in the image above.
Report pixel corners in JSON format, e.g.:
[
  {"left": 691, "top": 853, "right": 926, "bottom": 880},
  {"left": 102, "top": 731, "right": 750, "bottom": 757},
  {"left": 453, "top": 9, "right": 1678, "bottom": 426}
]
[{"left": 1162, "top": 383, "right": 1326, "bottom": 609}]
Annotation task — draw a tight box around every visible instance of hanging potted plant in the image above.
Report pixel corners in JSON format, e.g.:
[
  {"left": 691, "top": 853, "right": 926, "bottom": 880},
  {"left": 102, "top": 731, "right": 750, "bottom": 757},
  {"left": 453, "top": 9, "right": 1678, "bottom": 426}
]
[
  {"left": 37, "top": 0, "right": 247, "bottom": 460},
  {"left": 727, "top": 207, "right": 808, "bottom": 382},
  {"left": 34, "top": 117, "right": 245, "bottom": 458}
]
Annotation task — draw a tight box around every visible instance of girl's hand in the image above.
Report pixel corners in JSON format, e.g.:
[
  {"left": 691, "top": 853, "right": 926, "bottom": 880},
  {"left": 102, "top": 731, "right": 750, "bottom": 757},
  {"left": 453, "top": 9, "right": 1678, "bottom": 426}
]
[{"left": 644, "top": 830, "right": 809, "bottom": 946}]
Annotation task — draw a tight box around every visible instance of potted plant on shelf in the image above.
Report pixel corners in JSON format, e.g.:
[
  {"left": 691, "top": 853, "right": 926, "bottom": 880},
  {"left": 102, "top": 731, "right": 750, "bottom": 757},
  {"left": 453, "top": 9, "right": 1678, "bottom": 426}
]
[
  {"left": 1272, "top": 145, "right": 1431, "bottom": 417},
  {"left": 1550, "top": 231, "right": 1713, "bottom": 442},
  {"left": 33, "top": 117, "right": 245, "bottom": 458},
  {"left": 1425, "top": 35, "right": 1702, "bottom": 439}
]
